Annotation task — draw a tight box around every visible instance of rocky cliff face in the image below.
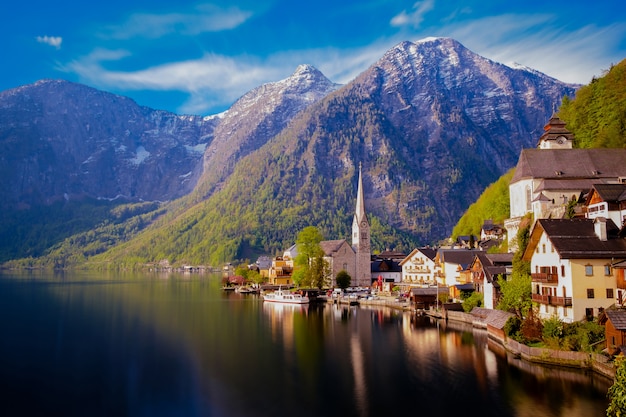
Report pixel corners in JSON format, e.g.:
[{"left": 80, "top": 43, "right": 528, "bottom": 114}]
[
  {"left": 258, "top": 37, "right": 578, "bottom": 242},
  {"left": 0, "top": 80, "right": 219, "bottom": 209},
  {"left": 197, "top": 64, "right": 340, "bottom": 197}
]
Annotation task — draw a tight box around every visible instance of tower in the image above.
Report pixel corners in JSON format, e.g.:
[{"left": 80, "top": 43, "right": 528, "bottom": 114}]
[{"left": 352, "top": 163, "right": 371, "bottom": 287}]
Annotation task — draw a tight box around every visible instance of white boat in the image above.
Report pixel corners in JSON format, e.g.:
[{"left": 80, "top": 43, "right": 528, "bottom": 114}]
[{"left": 263, "top": 288, "right": 309, "bottom": 304}]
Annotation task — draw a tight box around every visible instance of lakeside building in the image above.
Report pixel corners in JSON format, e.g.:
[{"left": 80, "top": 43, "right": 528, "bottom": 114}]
[
  {"left": 523, "top": 218, "right": 626, "bottom": 323},
  {"left": 469, "top": 252, "right": 513, "bottom": 309},
  {"left": 399, "top": 247, "right": 438, "bottom": 290}
]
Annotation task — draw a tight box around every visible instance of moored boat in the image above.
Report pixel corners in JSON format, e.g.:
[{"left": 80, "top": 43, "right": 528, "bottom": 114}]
[{"left": 263, "top": 288, "right": 309, "bottom": 304}]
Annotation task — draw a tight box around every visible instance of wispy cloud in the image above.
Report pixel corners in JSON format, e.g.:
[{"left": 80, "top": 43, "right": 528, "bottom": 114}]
[
  {"left": 36, "top": 35, "right": 62, "bottom": 49},
  {"left": 390, "top": 0, "right": 435, "bottom": 28},
  {"left": 102, "top": 3, "right": 252, "bottom": 39},
  {"left": 433, "top": 14, "right": 626, "bottom": 84},
  {"left": 63, "top": 50, "right": 285, "bottom": 114}
]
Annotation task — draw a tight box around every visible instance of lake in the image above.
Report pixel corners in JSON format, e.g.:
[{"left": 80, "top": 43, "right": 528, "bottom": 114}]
[{"left": 0, "top": 271, "right": 613, "bottom": 417}]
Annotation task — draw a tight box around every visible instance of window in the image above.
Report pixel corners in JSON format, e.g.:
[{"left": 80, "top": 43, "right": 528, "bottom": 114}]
[
  {"left": 585, "top": 265, "right": 593, "bottom": 276},
  {"left": 526, "top": 186, "right": 532, "bottom": 212},
  {"left": 587, "top": 289, "right": 595, "bottom": 298},
  {"left": 605, "top": 265, "right": 612, "bottom": 276},
  {"left": 607, "top": 288, "right": 614, "bottom": 299},
  {"left": 561, "top": 265, "right": 565, "bottom": 277},
  {"left": 542, "top": 244, "right": 546, "bottom": 253},
  {"left": 585, "top": 308, "right": 594, "bottom": 320}
]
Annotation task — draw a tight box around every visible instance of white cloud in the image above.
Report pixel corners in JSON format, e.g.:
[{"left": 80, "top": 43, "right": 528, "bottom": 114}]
[
  {"left": 390, "top": 0, "right": 435, "bottom": 28},
  {"left": 103, "top": 4, "right": 252, "bottom": 39},
  {"left": 36, "top": 35, "right": 62, "bottom": 49}
]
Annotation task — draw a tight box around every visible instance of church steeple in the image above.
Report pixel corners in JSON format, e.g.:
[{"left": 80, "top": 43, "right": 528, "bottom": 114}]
[
  {"left": 352, "top": 163, "right": 371, "bottom": 287},
  {"left": 536, "top": 114, "right": 574, "bottom": 149},
  {"left": 354, "top": 163, "right": 367, "bottom": 226}
]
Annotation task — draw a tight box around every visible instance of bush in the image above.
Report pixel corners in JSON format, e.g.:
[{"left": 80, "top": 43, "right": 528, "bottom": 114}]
[{"left": 462, "top": 292, "right": 483, "bottom": 312}]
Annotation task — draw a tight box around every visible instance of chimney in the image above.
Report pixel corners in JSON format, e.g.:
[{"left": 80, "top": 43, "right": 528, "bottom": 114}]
[{"left": 594, "top": 217, "right": 608, "bottom": 241}]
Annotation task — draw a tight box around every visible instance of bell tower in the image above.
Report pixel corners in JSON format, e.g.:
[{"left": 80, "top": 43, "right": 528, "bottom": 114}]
[
  {"left": 352, "top": 163, "right": 371, "bottom": 287},
  {"left": 536, "top": 114, "right": 574, "bottom": 149}
]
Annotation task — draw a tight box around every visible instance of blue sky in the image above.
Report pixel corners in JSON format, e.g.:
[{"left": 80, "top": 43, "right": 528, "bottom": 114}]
[{"left": 4, "top": 0, "right": 625, "bottom": 115}]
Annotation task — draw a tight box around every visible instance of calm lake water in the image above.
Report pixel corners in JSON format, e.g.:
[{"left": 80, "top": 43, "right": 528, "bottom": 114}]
[{"left": 0, "top": 271, "right": 613, "bottom": 417}]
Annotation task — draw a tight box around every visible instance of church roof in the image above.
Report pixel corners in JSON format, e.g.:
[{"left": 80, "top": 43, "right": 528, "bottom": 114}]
[
  {"left": 511, "top": 148, "right": 626, "bottom": 184},
  {"left": 320, "top": 239, "right": 352, "bottom": 256}
]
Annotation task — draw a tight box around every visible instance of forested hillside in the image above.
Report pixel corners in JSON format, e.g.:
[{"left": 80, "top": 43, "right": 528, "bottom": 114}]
[{"left": 558, "top": 59, "right": 626, "bottom": 149}]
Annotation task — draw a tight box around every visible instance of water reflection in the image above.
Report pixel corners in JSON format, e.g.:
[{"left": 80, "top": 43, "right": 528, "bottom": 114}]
[{"left": 0, "top": 272, "right": 612, "bottom": 417}]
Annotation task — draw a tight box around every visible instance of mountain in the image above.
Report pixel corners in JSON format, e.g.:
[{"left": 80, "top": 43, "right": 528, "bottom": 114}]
[
  {"left": 0, "top": 80, "right": 219, "bottom": 209},
  {"left": 0, "top": 37, "right": 580, "bottom": 267},
  {"left": 196, "top": 64, "right": 340, "bottom": 198}
]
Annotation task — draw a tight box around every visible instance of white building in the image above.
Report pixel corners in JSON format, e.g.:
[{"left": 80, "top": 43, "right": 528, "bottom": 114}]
[{"left": 505, "top": 115, "right": 626, "bottom": 251}]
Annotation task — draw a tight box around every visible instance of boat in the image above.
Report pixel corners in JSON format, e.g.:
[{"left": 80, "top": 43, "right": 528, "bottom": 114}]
[
  {"left": 263, "top": 288, "right": 309, "bottom": 304},
  {"left": 236, "top": 286, "right": 260, "bottom": 294}
]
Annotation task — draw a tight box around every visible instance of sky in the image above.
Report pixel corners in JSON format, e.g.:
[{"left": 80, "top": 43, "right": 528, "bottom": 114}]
[{"left": 3, "top": 0, "right": 625, "bottom": 116}]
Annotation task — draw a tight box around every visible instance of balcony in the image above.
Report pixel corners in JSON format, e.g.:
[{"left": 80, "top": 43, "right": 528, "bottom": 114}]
[
  {"left": 532, "top": 293, "right": 572, "bottom": 306},
  {"left": 531, "top": 272, "right": 558, "bottom": 284}
]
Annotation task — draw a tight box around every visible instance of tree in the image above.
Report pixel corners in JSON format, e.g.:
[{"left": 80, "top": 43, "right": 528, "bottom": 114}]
[
  {"left": 336, "top": 270, "right": 351, "bottom": 290},
  {"left": 294, "top": 226, "right": 325, "bottom": 288},
  {"left": 498, "top": 218, "right": 532, "bottom": 318},
  {"left": 607, "top": 356, "right": 626, "bottom": 417},
  {"left": 497, "top": 269, "right": 532, "bottom": 319}
]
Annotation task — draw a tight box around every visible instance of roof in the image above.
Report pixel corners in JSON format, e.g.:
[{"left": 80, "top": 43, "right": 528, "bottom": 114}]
[
  {"left": 605, "top": 310, "right": 626, "bottom": 331},
  {"left": 399, "top": 247, "right": 437, "bottom": 265},
  {"left": 588, "top": 183, "right": 626, "bottom": 203},
  {"left": 470, "top": 308, "right": 515, "bottom": 329},
  {"left": 371, "top": 259, "right": 402, "bottom": 273},
  {"left": 410, "top": 286, "right": 448, "bottom": 296},
  {"left": 320, "top": 239, "right": 352, "bottom": 256},
  {"left": 438, "top": 249, "right": 480, "bottom": 267},
  {"left": 511, "top": 148, "right": 626, "bottom": 184},
  {"left": 524, "top": 218, "right": 626, "bottom": 260}
]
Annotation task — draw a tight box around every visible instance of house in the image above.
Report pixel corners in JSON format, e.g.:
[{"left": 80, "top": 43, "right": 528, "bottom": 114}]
[
  {"left": 504, "top": 115, "right": 626, "bottom": 250},
  {"left": 584, "top": 183, "right": 626, "bottom": 228},
  {"left": 252, "top": 256, "right": 272, "bottom": 279},
  {"left": 267, "top": 255, "right": 294, "bottom": 286},
  {"left": 435, "top": 248, "right": 479, "bottom": 301},
  {"left": 523, "top": 218, "right": 626, "bottom": 323},
  {"left": 599, "top": 309, "right": 626, "bottom": 355},
  {"left": 409, "top": 286, "right": 448, "bottom": 310},
  {"left": 469, "top": 252, "right": 513, "bottom": 309},
  {"left": 480, "top": 220, "right": 505, "bottom": 241},
  {"left": 371, "top": 254, "right": 403, "bottom": 292},
  {"left": 399, "top": 247, "right": 438, "bottom": 290}
]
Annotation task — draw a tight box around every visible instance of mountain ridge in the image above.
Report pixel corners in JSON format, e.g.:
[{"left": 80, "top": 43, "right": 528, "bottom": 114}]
[{"left": 0, "top": 37, "right": 581, "bottom": 266}]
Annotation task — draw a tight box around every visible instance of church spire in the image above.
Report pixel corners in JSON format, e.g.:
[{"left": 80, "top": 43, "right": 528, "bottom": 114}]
[{"left": 355, "top": 162, "right": 367, "bottom": 224}]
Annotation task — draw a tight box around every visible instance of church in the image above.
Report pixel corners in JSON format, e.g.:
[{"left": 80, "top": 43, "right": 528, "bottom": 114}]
[
  {"left": 320, "top": 164, "right": 372, "bottom": 288},
  {"left": 504, "top": 115, "right": 626, "bottom": 250}
]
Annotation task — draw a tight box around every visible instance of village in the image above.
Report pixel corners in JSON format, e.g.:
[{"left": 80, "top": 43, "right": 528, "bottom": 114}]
[{"left": 227, "top": 115, "right": 626, "bottom": 378}]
